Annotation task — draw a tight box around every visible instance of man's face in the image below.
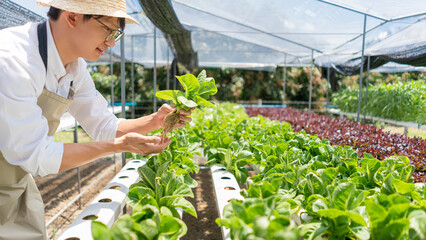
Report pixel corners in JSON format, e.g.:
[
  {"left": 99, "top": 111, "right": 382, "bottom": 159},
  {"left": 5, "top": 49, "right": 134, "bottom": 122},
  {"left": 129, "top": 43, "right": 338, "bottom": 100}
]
[{"left": 73, "top": 16, "right": 121, "bottom": 61}]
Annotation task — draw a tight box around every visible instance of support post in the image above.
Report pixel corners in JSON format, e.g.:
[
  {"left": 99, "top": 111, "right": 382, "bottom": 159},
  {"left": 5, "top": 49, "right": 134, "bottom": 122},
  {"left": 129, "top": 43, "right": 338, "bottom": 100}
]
[
  {"left": 74, "top": 120, "right": 81, "bottom": 208},
  {"left": 326, "top": 67, "right": 330, "bottom": 116},
  {"left": 357, "top": 14, "right": 367, "bottom": 123},
  {"left": 166, "top": 48, "right": 170, "bottom": 90},
  {"left": 131, "top": 36, "right": 135, "bottom": 119},
  {"left": 282, "top": 54, "right": 287, "bottom": 108},
  {"left": 308, "top": 50, "right": 313, "bottom": 112},
  {"left": 363, "top": 56, "right": 371, "bottom": 122},
  {"left": 110, "top": 49, "right": 114, "bottom": 113},
  {"left": 173, "top": 59, "right": 177, "bottom": 90},
  {"left": 153, "top": 28, "right": 157, "bottom": 112},
  {"left": 120, "top": 36, "right": 127, "bottom": 214},
  {"left": 110, "top": 49, "right": 116, "bottom": 174}
]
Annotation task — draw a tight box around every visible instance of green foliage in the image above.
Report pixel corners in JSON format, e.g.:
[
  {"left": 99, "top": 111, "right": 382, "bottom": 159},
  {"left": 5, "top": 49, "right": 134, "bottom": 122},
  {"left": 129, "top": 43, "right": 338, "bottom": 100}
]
[
  {"left": 188, "top": 102, "right": 426, "bottom": 240},
  {"left": 364, "top": 194, "right": 426, "bottom": 240},
  {"left": 204, "top": 67, "right": 328, "bottom": 108},
  {"left": 216, "top": 197, "right": 301, "bottom": 240},
  {"left": 92, "top": 127, "right": 201, "bottom": 239},
  {"left": 91, "top": 206, "right": 187, "bottom": 240},
  {"left": 155, "top": 70, "right": 217, "bottom": 111},
  {"left": 333, "top": 80, "right": 426, "bottom": 124},
  {"left": 126, "top": 164, "right": 197, "bottom": 218}
]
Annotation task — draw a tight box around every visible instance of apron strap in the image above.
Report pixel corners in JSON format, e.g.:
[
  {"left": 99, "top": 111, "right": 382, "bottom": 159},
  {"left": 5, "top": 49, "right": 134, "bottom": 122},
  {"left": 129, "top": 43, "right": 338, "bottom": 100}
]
[
  {"left": 37, "top": 21, "right": 74, "bottom": 97},
  {"left": 37, "top": 22, "right": 48, "bottom": 72}
]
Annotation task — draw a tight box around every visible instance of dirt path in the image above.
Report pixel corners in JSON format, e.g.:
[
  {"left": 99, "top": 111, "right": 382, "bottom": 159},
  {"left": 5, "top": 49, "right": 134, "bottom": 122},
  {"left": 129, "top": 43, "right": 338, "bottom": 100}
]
[{"left": 182, "top": 168, "right": 222, "bottom": 240}]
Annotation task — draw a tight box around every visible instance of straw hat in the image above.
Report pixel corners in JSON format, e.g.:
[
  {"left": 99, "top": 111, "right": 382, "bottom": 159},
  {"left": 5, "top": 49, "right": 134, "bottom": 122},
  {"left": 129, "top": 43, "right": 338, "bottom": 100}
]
[{"left": 36, "top": 0, "right": 139, "bottom": 25}]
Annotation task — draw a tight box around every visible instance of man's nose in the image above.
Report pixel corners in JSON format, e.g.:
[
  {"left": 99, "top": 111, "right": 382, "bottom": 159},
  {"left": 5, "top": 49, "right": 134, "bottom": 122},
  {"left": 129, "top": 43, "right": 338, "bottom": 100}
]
[{"left": 105, "top": 38, "right": 116, "bottom": 48}]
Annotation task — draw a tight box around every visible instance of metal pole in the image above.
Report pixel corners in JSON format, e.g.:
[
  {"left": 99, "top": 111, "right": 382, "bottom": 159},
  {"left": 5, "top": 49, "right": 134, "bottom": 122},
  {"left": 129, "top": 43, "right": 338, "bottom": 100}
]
[
  {"left": 173, "top": 59, "right": 177, "bottom": 90},
  {"left": 166, "top": 48, "right": 170, "bottom": 90},
  {"left": 153, "top": 28, "right": 157, "bottom": 112},
  {"left": 282, "top": 54, "right": 287, "bottom": 108},
  {"left": 120, "top": 36, "right": 127, "bottom": 214},
  {"left": 363, "top": 56, "right": 371, "bottom": 122},
  {"left": 357, "top": 14, "right": 367, "bottom": 123},
  {"left": 308, "top": 50, "right": 313, "bottom": 112},
  {"left": 110, "top": 49, "right": 116, "bottom": 174},
  {"left": 120, "top": 38, "right": 126, "bottom": 120},
  {"left": 110, "top": 49, "right": 114, "bottom": 112},
  {"left": 326, "top": 67, "right": 330, "bottom": 116},
  {"left": 74, "top": 120, "right": 81, "bottom": 208},
  {"left": 131, "top": 36, "right": 135, "bottom": 119}
]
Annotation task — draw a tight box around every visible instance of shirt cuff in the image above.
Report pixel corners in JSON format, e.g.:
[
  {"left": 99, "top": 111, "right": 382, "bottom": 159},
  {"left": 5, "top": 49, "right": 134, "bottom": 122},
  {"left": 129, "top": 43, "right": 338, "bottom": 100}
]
[{"left": 95, "top": 117, "right": 124, "bottom": 141}]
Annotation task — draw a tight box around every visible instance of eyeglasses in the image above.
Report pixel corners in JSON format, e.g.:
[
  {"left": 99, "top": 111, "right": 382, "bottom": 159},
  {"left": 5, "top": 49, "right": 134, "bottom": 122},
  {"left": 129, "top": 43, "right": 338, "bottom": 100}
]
[{"left": 93, "top": 18, "right": 124, "bottom": 42}]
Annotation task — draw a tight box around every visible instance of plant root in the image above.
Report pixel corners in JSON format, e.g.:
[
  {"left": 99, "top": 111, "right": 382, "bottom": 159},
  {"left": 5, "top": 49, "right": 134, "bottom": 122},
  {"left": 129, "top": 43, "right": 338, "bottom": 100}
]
[{"left": 161, "top": 110, "right": 180, "bottom": 143}]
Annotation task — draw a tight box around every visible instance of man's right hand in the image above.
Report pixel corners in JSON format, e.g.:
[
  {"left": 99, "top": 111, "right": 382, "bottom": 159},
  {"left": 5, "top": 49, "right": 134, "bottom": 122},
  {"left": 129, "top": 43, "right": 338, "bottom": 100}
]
[{"left": 117, "top": 132, "right": 171, "bottom": 156}]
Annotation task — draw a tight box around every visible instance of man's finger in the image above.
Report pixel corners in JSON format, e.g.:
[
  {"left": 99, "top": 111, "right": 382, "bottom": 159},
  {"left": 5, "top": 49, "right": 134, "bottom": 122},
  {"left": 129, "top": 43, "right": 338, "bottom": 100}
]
[
  {"left": 146, "top": 138, "right": 171, "bottom": 150},
  {"left": 140, "top": 136, "right": 161, "bottom": 144},
  {"left": 179, "top": 116, "right": 192, "bottom": 123},
  {"left": 179, "top": 109, "right": 192, "bottom": 116},
  {"left": 161, "top": 104, "right": 175, "bottom": 112}
]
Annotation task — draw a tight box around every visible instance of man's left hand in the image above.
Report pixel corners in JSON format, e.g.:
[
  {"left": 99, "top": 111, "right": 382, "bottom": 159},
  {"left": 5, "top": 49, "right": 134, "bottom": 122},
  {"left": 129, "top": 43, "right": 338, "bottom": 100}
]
[{"left": 154, "top": 104, "right": 194, "bottom": 129}]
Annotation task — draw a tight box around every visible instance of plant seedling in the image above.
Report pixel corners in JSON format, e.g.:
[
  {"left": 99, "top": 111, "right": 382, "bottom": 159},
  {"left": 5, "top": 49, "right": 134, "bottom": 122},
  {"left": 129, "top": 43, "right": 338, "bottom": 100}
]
[{"left": 156, "top": 70, "right": 217, "bottom": 142}]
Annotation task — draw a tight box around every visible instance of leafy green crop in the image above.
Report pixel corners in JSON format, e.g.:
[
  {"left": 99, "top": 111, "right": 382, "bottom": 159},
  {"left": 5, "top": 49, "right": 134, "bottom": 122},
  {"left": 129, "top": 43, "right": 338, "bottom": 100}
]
[
  {"left": 156, "top": 70, "right": 217, "bottom": 110},
  {"left": 92, "top": 206, "right": 187, "bottom": 240},
  {"left": 126, "top": 162, "right": 197, "bottom": 218},
  {"left": 92, "top": 128, "right": 201, "bottom": 239},
  {"left": 92, "top": 102, "right": 426, "bottom": 239},
  {"left": 332, "top": 80, "right": 426, "bottom": 124},
  {"left": 216, "top": 197, "right": 301, "bottom": 240},
  {"left": 155, "top": 70, "right": 217, "bottom": 140},
  {"left": 364, "top": 194, "right": 426, "bottom": 240},
  {"left": 188, "top": 103, "right": 426, "bottom": 240}
]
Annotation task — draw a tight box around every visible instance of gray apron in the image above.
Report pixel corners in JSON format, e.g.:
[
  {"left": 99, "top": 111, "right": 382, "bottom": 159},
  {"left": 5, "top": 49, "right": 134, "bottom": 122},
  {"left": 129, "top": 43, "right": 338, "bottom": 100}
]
[{"left": 0, "top": 21, "right": 74, "bottom": 240}]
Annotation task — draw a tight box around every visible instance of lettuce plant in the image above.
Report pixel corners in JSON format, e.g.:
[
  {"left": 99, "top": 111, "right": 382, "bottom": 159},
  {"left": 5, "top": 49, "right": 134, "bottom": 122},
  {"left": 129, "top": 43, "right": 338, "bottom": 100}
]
[
  {"left": 155, "top": 70, "right": 217, "bottom": 141},
  {"left": 216, "top": 197, "right": 301, "bottom": 240},
  {"left": 92, "top": 206, "right": 187, "bottom": 240},
  {"left": 126, "top": 162, "right": 197, "bottom": 218}
]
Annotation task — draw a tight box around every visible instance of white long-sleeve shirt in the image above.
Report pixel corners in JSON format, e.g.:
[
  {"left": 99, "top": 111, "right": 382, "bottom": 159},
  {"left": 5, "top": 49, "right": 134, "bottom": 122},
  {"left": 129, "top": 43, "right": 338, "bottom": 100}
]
[{"left": 0, "top": 21, "right": 120, "bottom": 177}]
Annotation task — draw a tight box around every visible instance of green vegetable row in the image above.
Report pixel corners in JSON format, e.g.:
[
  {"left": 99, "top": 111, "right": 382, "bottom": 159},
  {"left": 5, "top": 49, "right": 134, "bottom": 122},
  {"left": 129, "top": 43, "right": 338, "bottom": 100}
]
[
  {"left": 91, "top": 128, "right": 201, "bottom": 240},
  {"left": 332, "top": 80, "right": 426, "bottom": 125},
  {"left": 188, "top": 103, "right": 426, "bottom": 240}
]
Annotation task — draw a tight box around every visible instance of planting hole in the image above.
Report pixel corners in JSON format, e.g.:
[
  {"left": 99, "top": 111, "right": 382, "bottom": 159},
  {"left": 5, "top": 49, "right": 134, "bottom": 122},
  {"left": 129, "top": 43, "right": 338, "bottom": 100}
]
[
  {"left": 119, "top": 176, "right": 129, "bottom": 179},
  {"left": 83, "top": 215, "right": 98, "bottom": 220},
  {"left": 221, "top": 177, "right": 231, "bottom": 180},
  {"left": 126, "top": 168, "right": 136, "bottom": 170},
  {"left": 99, "top": 198, "right": 112, "bottom": 203},
  {"left": 224, "top": 187, "right": 236, "bottom": 190},
  {"left": 65, "top": 238, "right": 80, "bottom": 240},
  {"left": 133, "top": 160, "right": 141, "bottom": 163},
  {"left": 110, "top": 185, "right": 121, "bottom": 189},
  {"left": 218, "top": 168, "right": 226, "bottom": 171}
]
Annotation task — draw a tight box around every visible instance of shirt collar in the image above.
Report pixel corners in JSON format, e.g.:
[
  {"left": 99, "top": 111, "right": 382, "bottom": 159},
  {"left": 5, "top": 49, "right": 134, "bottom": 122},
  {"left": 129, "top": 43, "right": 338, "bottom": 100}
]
[{"left": 46, "top": 20, "right": 67, "bottom": 80}]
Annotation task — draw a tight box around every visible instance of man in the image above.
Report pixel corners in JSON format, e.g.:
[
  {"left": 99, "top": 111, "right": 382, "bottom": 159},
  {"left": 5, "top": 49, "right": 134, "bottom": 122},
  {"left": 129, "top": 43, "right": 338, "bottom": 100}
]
[{"left": 0, "top": 0, "right": 191, "bottom": 239}]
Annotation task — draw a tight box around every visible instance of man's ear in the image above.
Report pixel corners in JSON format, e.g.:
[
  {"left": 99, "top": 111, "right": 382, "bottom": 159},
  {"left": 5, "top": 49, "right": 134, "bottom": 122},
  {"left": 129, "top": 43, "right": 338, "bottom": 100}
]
[{"left": 62, "top": 11, "right": 82, "bottom": 29}]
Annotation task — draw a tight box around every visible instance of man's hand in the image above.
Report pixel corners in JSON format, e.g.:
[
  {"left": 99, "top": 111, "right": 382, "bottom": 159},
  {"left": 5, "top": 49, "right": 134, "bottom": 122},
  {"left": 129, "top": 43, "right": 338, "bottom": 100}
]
[
  {"left": 154, "top": 104, "right": 194, "bottom": 130},
  {"left": 118, "top": 132, "right": 171, "bottom": 155}
]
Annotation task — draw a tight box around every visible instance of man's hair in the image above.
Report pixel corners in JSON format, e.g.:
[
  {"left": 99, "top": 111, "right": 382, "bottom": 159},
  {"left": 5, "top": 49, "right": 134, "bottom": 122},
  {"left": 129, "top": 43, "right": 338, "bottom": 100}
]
[{"left": 47, "top": 7, "right": 125, "bottom": 30}]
